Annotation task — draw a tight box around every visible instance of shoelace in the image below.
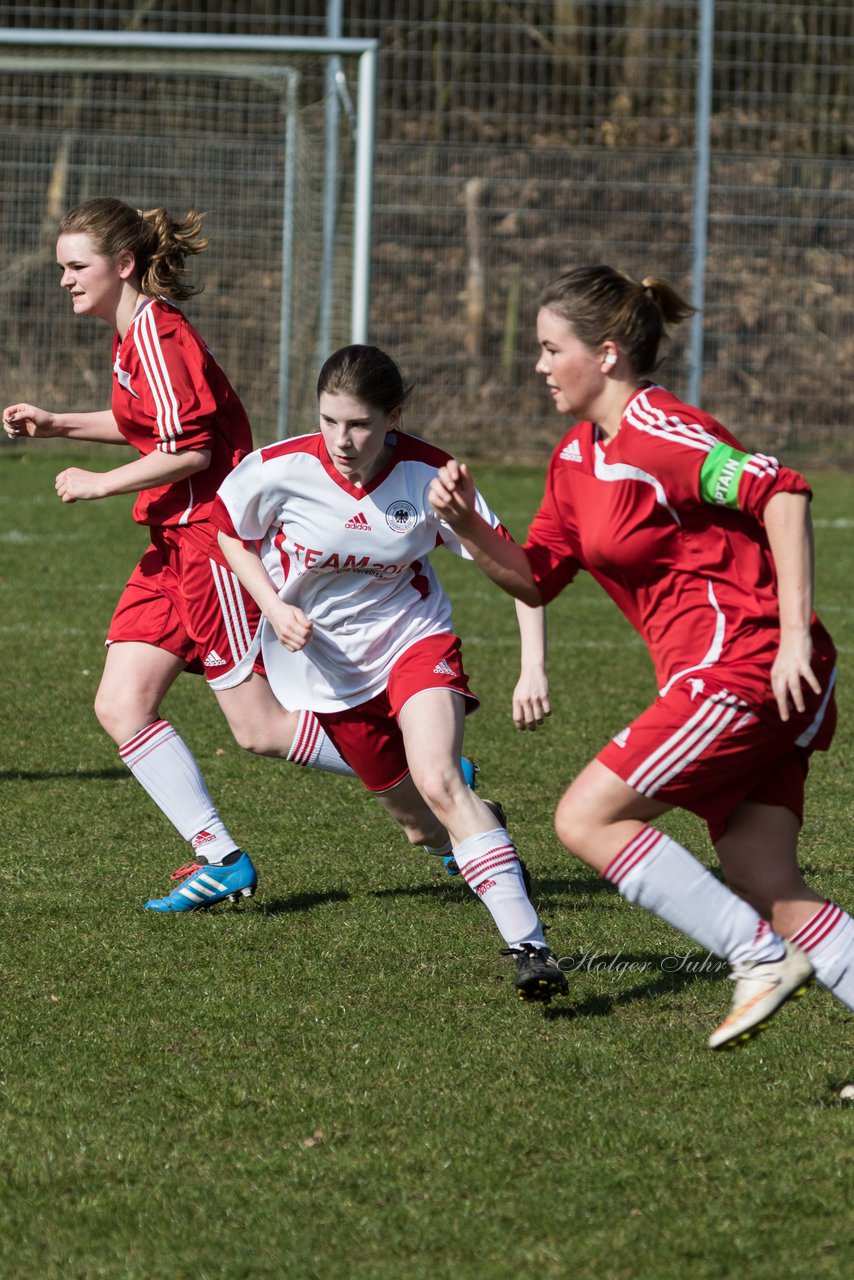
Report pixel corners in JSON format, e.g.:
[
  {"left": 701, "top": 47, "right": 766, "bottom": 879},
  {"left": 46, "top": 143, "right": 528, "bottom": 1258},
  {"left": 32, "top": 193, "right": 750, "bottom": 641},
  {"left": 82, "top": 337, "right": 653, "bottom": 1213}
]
[{"left": 169, "top": 861, "right": 202, "bottom": 883}]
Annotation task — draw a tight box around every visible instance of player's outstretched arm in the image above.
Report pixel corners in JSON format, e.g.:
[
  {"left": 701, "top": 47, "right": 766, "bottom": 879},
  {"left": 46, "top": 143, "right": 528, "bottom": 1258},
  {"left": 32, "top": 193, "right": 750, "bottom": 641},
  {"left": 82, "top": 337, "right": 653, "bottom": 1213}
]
[
  {"left": 55, "top": 447, "right": 211, "bottom": 504},
  {"left": 217, "top": 531, "right": 313, "bottom": 653},
  {"left": 429, "top": 459, "right": 542, "bottom": 606},
  {"left": 3, "top": 403, "right": 125, "bottom": 443},
  {"left": 763, "top": 490, "right": 821, "bottom": 721}
]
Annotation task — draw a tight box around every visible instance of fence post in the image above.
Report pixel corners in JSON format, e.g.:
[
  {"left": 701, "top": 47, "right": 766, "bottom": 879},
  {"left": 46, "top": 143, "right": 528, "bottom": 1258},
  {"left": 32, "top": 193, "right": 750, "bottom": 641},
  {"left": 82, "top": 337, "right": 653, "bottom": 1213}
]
[
  {"left": 688, "top": 0, "right": 714, "bottom": 409},
  {"left": 278, "top": 70, "right": 298, "bottom": 440},
  {"left": 319, "top": 0, "right": 344, "bottom": 367}
]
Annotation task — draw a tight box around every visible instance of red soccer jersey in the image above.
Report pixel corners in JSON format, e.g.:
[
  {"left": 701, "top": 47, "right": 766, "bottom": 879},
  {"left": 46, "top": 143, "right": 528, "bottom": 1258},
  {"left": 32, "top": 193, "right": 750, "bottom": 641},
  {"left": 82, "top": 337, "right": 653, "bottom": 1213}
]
[
  {"left": 111, "top": 298, "right": 253, "bottom": 528},
  {"left": 523, "top": 384, "right": 835, "bottom": 713}
]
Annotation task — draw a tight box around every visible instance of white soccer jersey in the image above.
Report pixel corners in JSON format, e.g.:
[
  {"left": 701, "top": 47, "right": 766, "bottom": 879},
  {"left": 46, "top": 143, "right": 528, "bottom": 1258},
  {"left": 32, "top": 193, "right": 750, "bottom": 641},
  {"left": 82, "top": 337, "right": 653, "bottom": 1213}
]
[{"left": 213, "top": 430, "right": 503, "bottom": 711}]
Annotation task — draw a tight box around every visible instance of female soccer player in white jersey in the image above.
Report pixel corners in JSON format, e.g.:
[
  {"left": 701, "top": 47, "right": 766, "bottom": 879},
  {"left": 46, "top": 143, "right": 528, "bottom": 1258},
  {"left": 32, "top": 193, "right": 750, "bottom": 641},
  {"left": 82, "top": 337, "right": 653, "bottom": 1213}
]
[
  {"left": 429, "top": 264, "right": 854, "bottom": 1047},
  {"left": 213, "top": 343, "right": 568, "bottom": 1004},
  {"left": 1, "top": 197, "right": 372, "bottom": 912}
]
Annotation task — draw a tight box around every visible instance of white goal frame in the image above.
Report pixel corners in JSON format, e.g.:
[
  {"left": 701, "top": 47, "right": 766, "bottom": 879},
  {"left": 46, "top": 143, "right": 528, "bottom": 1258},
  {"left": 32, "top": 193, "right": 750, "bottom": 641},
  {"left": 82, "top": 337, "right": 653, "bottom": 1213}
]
[{"left": 0, "top": 28, "right": 379, "bottom": 437}]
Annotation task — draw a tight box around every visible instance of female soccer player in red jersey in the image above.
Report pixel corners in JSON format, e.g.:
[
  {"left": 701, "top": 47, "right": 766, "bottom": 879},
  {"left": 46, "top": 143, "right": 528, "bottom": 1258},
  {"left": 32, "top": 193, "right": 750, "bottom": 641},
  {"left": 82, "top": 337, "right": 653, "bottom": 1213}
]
[
  {"left": 2, "top": 197, "right": 369, "bottom": 912},
  {"left": 429, "top": 264, "right": 853, "bottom": 1047},
  {"left": 213, "top": 343, "right": 567, "bottom": 1004}
]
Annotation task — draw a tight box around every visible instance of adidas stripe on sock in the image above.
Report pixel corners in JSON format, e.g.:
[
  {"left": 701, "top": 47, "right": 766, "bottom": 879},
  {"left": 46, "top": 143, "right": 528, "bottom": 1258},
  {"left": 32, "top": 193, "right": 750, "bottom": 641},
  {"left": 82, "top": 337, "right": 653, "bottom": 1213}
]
[
  {"left": 604, "top": 826, "right": 785, "bottom": 966},
  {"left": 790, "top": 900, "right": 854, "bottom": 1012},
  {"left": 287, "top": 709, "right": 355, "bottom": 777},
  {"left": 119, "top": 720, "right": 238, "bottom": 863},
  {"left": 452, "top": 827, "right": 545, "bottom": 949}
]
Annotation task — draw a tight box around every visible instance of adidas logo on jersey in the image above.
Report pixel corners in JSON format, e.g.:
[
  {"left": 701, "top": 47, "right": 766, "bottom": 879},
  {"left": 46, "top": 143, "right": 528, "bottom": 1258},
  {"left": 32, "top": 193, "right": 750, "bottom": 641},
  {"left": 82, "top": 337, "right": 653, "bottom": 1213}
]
[
  {"left": 433, "top": 659, "right": 455, "bottom": 676},
  {"left": 203, "top": 650, "right": 228, "bottom": 667},
  {"left": 345, "top": 512, "right": 371, "bottom": 531},
  {"left": 560, "top": 439, "right": 583, "bottom": 462}
]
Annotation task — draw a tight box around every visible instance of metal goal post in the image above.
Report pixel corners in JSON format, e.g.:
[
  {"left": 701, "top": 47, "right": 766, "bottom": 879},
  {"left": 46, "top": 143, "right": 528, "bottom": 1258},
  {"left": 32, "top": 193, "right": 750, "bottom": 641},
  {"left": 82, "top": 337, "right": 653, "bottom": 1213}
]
[{"left": 0, "top": 29, "right": 378, "bottom": 441}]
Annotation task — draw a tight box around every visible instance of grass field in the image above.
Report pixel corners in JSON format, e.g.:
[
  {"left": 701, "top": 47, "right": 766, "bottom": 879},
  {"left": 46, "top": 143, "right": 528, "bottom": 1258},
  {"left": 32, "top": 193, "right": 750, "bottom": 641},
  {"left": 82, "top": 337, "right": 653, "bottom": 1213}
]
[{"left": 1, "top": 448, "right": 852, "bottom": 1280}]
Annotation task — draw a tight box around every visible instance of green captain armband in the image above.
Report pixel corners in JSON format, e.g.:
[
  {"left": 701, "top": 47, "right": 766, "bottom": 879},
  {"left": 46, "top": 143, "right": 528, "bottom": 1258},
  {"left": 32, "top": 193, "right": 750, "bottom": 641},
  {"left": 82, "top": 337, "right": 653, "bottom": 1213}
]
[{"left": 699, "top": 442, "right": 751, "bottom": 509}]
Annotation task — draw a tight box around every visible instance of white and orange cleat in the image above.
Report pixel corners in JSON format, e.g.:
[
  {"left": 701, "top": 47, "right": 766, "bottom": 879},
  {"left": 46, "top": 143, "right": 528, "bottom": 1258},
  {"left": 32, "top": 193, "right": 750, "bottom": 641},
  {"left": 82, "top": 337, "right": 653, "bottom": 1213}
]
[{"left": 708, "top": 940, "right": 814, "bottom": 1050}]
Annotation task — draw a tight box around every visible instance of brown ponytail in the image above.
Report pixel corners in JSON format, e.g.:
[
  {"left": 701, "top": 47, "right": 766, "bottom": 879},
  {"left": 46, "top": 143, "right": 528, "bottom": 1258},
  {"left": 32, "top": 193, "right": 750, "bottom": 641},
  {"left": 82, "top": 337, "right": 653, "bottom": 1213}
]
[
  {"left": 58, "top": 197, "right": 209, "bottom": 301},
  {"left": 538, "top": 265, "right": 695, "bottom": 376}
]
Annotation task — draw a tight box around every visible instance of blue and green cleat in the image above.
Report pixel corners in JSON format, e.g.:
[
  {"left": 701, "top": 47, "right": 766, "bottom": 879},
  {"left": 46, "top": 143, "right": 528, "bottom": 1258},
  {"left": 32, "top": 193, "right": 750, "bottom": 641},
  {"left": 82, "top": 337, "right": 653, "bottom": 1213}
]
[
  {"left": 460, "top": 756, "right": 479, "bottom": 791},
  {"left": 144, "top": 851, "right": 258, "bottom": 912}
]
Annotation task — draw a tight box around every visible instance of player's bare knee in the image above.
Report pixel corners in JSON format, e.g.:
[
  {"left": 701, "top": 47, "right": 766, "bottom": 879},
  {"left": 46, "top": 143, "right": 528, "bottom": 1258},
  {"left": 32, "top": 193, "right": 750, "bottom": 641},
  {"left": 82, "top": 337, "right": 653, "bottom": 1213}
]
[
  {"left": 409, "top": 765, "right": 459, "bottom": 824},
  {"left": 93, "top": 689, "right": 128, "bottom": 743}
]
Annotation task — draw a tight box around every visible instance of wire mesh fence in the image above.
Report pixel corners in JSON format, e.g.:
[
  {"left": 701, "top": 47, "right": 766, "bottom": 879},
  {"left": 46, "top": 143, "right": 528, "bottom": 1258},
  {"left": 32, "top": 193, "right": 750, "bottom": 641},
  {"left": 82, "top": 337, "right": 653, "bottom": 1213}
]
[{"left": 1, "top": 2, "right": 852, "bottom": 460}]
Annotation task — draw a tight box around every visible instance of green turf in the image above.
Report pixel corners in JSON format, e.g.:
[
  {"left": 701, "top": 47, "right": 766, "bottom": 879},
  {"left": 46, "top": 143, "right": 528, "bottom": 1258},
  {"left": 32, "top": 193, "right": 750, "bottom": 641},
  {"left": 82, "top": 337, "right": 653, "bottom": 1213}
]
[{"left": 1, "top": 449, "right": 852, "bottom": 1279}]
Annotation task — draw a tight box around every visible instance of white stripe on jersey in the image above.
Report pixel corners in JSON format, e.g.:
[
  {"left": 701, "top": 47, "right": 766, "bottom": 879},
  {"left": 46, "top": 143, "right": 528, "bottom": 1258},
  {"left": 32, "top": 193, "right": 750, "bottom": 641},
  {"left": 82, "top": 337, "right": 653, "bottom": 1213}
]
[
  {"left": 627, "top": 690, "right": 745, "bottom": 796},
  {"left": 135, "top": 304, "right": 183, "bottom": 450},
  {"left": 744, "top": 453, "right": 780, "bottom": 480},
  {"left": 625, "top": 388, "right": 718, "bottom": 453},
  {"left": 210, "top": 560, "right": 253, "bottom": 661},
  {"left": 178, "top": 475, "right": 194, "bottom": 527},
  {"left": 658, "top": 580, "right": 727, "bottom": 697},
  {"left": 593, "top": 441, "right": 681, "bottom": 526}
]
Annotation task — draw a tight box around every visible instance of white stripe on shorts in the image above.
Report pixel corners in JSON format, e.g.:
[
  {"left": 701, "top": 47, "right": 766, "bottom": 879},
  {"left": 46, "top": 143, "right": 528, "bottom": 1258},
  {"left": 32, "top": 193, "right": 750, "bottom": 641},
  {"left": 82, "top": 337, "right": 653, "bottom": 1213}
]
[
  {"left": 795, "top": 665, "right": 836, "bottom": 748},
  {"left": 210, "top": 559, "right": 253, "bottom": 661},
  {"left": 627, "top": 691, "right": 746, "bottom": 797}
]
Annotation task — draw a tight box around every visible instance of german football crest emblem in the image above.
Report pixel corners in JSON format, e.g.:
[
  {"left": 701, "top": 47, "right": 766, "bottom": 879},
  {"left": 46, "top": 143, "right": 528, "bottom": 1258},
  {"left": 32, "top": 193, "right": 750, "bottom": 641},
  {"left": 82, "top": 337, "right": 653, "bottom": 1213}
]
[{"left": 385, "top": 500, "right": 418, "bottom": 533}]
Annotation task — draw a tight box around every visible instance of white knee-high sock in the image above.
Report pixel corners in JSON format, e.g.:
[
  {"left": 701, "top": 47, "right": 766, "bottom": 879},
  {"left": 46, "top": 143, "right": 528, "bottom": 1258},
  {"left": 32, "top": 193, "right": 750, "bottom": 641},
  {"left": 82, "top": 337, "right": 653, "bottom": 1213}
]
[
  {"left": 286, "top": 710, "right": 355, "bottom": 776},
  {"left": 452, "top": 827, "right": 545, "bottom": 950},
  {"left": 119, "top": 720, "right": 239, "bottom": 864},
  {"left": 790, "top": 901, "right": 854, "bottom": 1012},
  {"left": 603, "top": 827, "right": 785, "bottom": 966}
]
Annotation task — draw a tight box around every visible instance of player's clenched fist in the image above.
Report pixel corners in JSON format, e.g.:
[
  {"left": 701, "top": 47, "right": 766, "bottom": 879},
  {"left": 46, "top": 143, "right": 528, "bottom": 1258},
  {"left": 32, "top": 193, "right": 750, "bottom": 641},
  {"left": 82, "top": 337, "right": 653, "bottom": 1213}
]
[
  {"left": 266, "top": 601, "right": 314, "bottom": 652},
  {"left": 428, "top": 458, "right": 476, "bottom": 530},
  {"left": 55, "top": 467, "right": 104, "bottom": 503}
]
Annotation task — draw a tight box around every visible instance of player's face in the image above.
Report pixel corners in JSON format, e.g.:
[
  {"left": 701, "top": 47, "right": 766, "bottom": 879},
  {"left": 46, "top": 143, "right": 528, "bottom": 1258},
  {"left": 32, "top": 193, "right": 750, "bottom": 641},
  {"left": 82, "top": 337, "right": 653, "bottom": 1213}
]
[
  {"left": 56, "top": 233, "right": 127, "bottom": 323},
  {"left": 318, "top": 392, "right": 400, "bottom": 486},
  {"left": 535, "top": 307, "right": 605, "bottom": 419}
]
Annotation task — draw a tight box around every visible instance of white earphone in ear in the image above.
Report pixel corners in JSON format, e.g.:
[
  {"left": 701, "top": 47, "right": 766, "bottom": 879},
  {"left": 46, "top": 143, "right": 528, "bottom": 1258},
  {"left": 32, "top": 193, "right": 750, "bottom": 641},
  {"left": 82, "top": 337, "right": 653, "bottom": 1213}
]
[{"left": 603, "top": 352, "right": 617, "bottom": 367}]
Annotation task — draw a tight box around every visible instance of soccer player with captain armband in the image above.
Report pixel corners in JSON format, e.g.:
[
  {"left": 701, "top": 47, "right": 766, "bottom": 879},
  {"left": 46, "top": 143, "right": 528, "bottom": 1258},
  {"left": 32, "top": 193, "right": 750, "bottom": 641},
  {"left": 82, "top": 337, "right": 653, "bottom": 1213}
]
[{"left": 429, "top": 263, "right": 852, "bottom": 1049}]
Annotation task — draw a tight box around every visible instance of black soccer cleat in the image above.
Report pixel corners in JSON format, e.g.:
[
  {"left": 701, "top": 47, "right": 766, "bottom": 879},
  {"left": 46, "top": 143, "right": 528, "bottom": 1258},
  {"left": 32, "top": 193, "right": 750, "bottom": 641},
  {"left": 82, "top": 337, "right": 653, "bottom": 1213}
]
[{"left": 502, "top": 943, "right": 568, "bottom": 1004}]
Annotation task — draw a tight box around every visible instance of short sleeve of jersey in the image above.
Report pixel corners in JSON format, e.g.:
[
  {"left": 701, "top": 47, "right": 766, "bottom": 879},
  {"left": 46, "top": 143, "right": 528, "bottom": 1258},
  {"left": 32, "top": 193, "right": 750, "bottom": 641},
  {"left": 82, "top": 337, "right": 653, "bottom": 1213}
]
[
  {"left": 125, "top": 305, "right": 220, "bottom": 455},
  {"left": 622, "top": 390, "right": 811, "bottom": 522},
  {"left": 695, "top": 439, "right": 811, "bottom": 520},
  {"left": 214, "top": 448, "right": 284, "bottom": 541},
  {"left": 522, "top": 442, "right": 582, "bottom": 605}
]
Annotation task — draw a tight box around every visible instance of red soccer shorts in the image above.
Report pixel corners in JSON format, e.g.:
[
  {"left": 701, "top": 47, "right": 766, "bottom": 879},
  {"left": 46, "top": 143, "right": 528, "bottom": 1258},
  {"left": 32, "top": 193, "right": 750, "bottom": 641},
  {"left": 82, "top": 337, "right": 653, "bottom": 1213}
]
[
  {"left": 106, "top": 524, "right": 264, "bottom": 687},
  {"left": 317, "top": 633, "right": 479, "bottom": 792},
  {"left": 597, "top": 668, "right": 837, "bottom": 844}
]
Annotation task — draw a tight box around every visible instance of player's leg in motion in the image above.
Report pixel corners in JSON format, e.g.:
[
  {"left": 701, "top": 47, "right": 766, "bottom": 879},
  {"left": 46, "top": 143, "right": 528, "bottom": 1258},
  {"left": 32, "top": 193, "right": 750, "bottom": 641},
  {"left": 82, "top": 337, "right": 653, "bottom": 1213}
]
[
  {"left": 555, "top": 760, "right": 813, "bottom": 1048},
  {"left": 94, "top": 642, "right": 257, "bottom": 911},
  {"left": 394, "top": 687, "right": 567, "bottom": 1004},
  {"left": 214, "top": 672, "right": 355, "bottom": 776},
  {"left": 716, "top": 802, "right": 854, "bottom": 1015}
]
